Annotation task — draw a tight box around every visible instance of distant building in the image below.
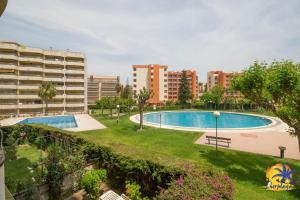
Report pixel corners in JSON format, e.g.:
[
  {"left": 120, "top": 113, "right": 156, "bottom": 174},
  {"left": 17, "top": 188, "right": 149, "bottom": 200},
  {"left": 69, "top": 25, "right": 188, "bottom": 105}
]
[
  {"left": 207, "top": 70, "right": 241, "bottom": 97},
  {"left": 132, "top": 64, "right": 168, "bottom": 104},
  {"left": 207, "top": 70, "right": 239, "bottom": 91},
  {"left": 0, "top": 41, "right": 87, "bottom": 116},
  {"left": 87, "top": 75, "right": 120, "bottom": 105},
  {"left": 167, "top": 70, "right": 198, "bottom": 101},
  {"left": 198, "top": 82, "right": 206, "bottom": 97}
]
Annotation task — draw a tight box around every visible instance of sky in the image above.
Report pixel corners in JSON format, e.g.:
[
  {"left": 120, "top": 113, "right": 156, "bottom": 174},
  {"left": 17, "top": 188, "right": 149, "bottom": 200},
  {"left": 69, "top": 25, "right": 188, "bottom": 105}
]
[{"left": 1, "top": 0, "right": 300, "bottom": 83}]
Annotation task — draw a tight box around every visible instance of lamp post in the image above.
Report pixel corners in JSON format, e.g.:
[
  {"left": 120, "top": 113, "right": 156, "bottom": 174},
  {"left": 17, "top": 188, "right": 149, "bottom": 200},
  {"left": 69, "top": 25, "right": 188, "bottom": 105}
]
[
  {"left": 213, "top": 111, "right": 220, "bottom": 152},
  {"left": 116, "top": 105, "right": 120, "bottom": 124}
]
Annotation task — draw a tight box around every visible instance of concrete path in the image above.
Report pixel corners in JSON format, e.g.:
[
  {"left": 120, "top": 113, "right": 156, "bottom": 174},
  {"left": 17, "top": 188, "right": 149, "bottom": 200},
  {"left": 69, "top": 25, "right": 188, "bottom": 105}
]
[{"left": 195, "top": 120, "right": 300, "bottom": 160}]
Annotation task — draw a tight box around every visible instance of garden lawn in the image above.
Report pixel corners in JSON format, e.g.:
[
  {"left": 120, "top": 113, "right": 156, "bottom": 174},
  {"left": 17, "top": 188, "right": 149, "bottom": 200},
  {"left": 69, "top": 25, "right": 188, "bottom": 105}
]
[
  {"left": 5, "top": 144, "right": 43, "bottom": 193},
  {"left": 69, "top": 113, "right": 300, "bottom": 200}
]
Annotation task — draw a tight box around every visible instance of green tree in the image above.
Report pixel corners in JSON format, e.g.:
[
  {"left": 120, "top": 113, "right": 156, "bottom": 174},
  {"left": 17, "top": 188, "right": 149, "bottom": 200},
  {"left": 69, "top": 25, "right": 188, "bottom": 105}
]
[
  {"left": 122, "top": 84, "right": 133, "bottom": 99},
  {"left": 101, "top": 96, "right": 116, "bottom": 117},
  {"left": 95, "top": 99, "right": 105, "bottom": 115},
  {"left": 178, "top": 70, "right": 191, "bottom": 107},
  {"left": 38, "top": 81, "right": 57, "bottom": 115},
  {"left": 210, "top": 86, "right": 225, "bottom": 109},
  {"left": 232, "top": 60, "right": 300, "bottom": 151},
  {"left": 46, "top": 144, "right": 65, "bottom": 200},
  {"left": 136, "top": 87, "right": 152, "bottom": 131}
]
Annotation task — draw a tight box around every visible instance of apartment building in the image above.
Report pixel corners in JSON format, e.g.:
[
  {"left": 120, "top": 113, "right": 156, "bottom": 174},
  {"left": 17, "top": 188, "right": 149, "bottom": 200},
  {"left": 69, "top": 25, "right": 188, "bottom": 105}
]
[
  {"left": 207, "top": 70, "right": 237, "bottom": 91},
  {"left": 167, "top": 70, "right": 198, "bottom": 101},
  {"left": 0, "top": 41, "right": 87, "bottom": 116},
  {"left": 87, "top": 75, "right": 120, "bottom": 105},
  {"left": 198, "top": 82, "right": 206, "bottom": 97},
  {"left": 132, "top": 64, "right": 168, "bottom": 104}
]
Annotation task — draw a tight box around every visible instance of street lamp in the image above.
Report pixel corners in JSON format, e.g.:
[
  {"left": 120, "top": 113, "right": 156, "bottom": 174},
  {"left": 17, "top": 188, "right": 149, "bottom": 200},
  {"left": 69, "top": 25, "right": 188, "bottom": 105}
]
[
  {"left": 213, "top": 111, "right": 220, "bottom": 152},
  {"left": 116, "top": 105, "right": 120, "bottom": 124}
]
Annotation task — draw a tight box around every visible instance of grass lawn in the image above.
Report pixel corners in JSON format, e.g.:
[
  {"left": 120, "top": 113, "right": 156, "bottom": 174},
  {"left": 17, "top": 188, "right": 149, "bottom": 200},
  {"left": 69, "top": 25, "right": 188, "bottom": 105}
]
[
  {"left": 68, "top": 112, "right": 300, "bottom": 200},
  {"left": 5, "top": 144, "right": 44, "bottom": 193}
]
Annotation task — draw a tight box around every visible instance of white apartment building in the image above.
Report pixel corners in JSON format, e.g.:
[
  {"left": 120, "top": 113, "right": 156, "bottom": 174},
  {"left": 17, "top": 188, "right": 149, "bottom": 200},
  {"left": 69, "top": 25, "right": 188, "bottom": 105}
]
[
  {"left": 132, "top": 64, "right": 168, "bottom": 104},
  {"left": 87, "top": 75, "right": 120, "bottom": 105},
  {"left": 0, "top": 41, "right": 87, "bottom": 116}
]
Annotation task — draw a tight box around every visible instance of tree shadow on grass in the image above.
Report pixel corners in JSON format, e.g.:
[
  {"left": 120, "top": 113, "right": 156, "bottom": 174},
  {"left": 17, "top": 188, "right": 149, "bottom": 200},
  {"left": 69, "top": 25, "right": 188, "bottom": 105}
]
[{"left": 199, "top": 147, "right": 300, "bottom": 198}]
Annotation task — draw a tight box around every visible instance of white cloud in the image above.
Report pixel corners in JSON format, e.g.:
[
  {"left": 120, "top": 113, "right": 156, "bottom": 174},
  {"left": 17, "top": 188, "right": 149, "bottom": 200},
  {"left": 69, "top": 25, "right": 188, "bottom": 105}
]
[{"left": 1, "top": 0, "right": 300, "bottom": 82}]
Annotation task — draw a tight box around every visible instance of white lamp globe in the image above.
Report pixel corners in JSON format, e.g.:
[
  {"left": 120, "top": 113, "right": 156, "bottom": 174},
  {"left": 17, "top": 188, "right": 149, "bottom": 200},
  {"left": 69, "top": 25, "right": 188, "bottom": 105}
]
[
  {"left": 213, "top": 111, "right": 220, "bottom": 118},
  {"left": 116, "top": 105, "right": 120, "bottom": 108}
]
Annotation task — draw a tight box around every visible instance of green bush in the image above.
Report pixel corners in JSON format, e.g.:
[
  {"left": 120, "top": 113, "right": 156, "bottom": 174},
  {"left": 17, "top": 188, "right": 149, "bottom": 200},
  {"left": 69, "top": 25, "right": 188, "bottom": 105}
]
[
  {"left": 81, "top": 169, "right": 107, "bottom": 200},
  {"left": 125, "top": 181, "right": 149, "bottom": 200}
]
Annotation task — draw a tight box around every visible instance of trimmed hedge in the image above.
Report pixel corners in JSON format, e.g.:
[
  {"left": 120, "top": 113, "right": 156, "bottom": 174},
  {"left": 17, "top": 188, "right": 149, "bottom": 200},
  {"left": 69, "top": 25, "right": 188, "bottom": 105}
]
[{"left": 2, "top": 124, "right": 181, "bottom": 197}]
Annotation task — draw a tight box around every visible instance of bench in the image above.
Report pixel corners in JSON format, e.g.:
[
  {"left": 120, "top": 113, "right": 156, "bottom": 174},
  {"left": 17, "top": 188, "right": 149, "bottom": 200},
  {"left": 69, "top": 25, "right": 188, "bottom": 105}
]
[{"left": 206, "top": 136, "right": 231, "bottom": 147}]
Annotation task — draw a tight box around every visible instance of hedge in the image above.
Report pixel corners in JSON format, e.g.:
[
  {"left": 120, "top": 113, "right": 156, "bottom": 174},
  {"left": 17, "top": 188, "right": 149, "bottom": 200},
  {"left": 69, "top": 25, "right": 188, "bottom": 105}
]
[{"left": 1, "top": 124, "right": 182, "bottom": 197}]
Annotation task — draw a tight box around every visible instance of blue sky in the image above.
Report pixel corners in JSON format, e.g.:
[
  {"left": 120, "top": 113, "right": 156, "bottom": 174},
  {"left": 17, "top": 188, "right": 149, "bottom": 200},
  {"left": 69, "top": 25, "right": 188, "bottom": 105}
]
[{"left": 1, "top": 0, "right": 300, "bottom": 82}]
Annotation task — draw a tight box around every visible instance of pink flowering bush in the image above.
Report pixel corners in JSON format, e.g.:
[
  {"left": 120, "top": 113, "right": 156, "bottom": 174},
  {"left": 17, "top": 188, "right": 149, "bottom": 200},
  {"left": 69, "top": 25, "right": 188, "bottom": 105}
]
[{"left": 156, "top": 165, "right": 234, "bottom": 200}]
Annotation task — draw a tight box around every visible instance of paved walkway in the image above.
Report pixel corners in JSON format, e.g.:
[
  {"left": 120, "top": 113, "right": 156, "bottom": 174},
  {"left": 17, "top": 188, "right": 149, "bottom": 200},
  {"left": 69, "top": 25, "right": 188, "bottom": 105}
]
[{"left": 195, "top": 119, "right": 300, "bottom": 160}]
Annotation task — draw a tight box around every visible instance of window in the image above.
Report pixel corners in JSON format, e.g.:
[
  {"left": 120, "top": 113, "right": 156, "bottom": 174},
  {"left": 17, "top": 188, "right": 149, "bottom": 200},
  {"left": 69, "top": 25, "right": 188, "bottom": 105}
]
[
  {"left": 133, "top": 73, "right": 136, "bottom": 77},
  {"left": 133, "top": 79, "right": 137, "bottom": 82},
  {"left": 133, "top": 68, "right": 136, "bottom": 71}
]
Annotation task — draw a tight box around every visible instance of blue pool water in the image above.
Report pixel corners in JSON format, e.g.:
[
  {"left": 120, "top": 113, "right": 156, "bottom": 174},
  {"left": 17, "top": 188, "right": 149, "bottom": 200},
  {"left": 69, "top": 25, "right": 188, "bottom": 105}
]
[
  {"left": 144, "top": 112, "right": 272, "bottom": 129},
  {"left": 18, "top": 115, "right": 78, "bottom": 129}
]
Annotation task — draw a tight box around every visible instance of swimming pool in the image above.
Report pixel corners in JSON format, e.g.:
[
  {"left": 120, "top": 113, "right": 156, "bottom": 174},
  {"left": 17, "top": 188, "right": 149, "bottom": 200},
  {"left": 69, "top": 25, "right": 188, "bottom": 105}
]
[
  {"left": 143, "top": 111, "right": 272, "bottom": 129},
  {"left": 18, "top": 115, "right": 78, "bottom": 129}
]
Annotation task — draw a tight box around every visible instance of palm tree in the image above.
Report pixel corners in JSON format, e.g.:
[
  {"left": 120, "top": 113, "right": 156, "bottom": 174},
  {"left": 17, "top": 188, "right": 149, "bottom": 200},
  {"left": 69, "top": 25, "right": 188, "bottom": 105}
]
[
  {"left": 38, "top": 81, "right": 57, "bottom": 115},
  {"left": 272, "top": 163, "right": 294, "bottom": 184},
  {"left": 136, "top": 87, "right": 152, "bottom": 131}
]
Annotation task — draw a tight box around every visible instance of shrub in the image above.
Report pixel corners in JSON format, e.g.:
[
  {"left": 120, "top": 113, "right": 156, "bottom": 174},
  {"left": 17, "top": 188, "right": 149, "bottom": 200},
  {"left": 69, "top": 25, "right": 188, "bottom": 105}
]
[
  {"left": 156, "top": 166, "right": 234, "bottom": 200},
  {"left": 125, "top": 181, "right": 149, "bottom": 200},
  {"left": 81, "top": 169, "right": 107, "bottom": 200}
]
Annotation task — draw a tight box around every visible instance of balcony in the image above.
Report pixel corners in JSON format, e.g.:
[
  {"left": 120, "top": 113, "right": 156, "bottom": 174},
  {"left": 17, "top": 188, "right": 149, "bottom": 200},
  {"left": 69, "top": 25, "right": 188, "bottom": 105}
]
[
  {"left": 19, "top": 57, "right": 44, "bottom": 63},
  {"left": 0, "top": 54, "right": 18, "bottom": 60},
  {"left": 0, "top": 104, "right": 17, "bottom": 109},
  {"left": 0, "top": 43, "right": 19, "bottom": 50},
  {"left": 48, "top": 104, "right": 64, "bottom": 108},
  {"left": 65, "top": 103, "right": 85, "bottom": 107},
  {"left": 66, "top": 61, "right": 84, "bottom": 67},
  {"left": 0, "top": 84, "right": 17, "bottom": 89},
  {"left": 66, "top": 86, "right": 84, "bottom": 91},
  {"left": 44, "top": 77, "right": 64, "bottom": 82},
  {"left": 18, "top": 85, "right": 39, "bottom": 90},
  {"left": 0, "top": 64, "right": 17, "bottom": 70},
  {"left": 18, "top": 95, "right": 39, "bottom": 99},
  {"left": 66, "top": 78, "right": 84, "bottom": 82},
  {"left": 19, "top": 76, "right": 43, "bottom": 81},
  {"left": 65, "top": 69, "right": 84, "bottom": 74},
  {"left": 66, "top": 95, "right": 85, "bottom": 99},
  {"left": 18, "top": 104, "right": 43, "bottom": 109},
  {"left": 44, "top": 60, "right": 64, "bottom": 65},
  {"left": 19, "top": 66, "right": 43, "bottom": 72},
  {"left": 0, "top": 74, "right": 17, "bottom": 79},
  {"left": 0, "top": 94, "right": 17, "bottom": 99},
  {"left": 44, "top": 68, "right": 64, "bottom": 73}
]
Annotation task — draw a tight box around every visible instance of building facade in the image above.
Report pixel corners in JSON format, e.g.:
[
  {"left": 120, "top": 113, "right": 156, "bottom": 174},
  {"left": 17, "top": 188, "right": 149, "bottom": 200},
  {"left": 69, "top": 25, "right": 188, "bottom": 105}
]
[
  {"left": 0, "top": 41, "right": 87, "bottom": 116},
  {"left": 87, "top": 75, "right": 120, "bottom": 105},
  {"left": 167, "top": 70, "right": 198, "bottom": 101},
  {"left": 207, "top": 70, "right": 237, "bottom": 91},
  {"left": 132, "top": 64, "right": 168, "bottom": 104}
]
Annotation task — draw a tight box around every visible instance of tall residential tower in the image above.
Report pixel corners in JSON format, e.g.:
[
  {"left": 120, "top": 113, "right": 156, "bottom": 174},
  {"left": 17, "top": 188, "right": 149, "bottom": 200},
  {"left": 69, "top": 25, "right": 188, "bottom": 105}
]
[{"left": 132, "top": 64, "right": 168, "bottom": 104}]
